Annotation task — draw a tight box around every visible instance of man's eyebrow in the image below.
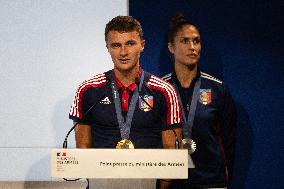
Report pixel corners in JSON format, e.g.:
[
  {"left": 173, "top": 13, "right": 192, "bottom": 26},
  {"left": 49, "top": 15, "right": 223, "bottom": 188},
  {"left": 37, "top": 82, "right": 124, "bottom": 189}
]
[{"left": 126, "top": 39, "right": 137, "bottom": 43}]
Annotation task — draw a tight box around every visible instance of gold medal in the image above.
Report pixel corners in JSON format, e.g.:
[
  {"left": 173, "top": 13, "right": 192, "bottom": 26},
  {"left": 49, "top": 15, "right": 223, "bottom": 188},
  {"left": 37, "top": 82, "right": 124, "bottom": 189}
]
[
  {"left": 116, "top": 139, "right": 134, "bottom": 149},
  {"left": 182, "top": 138, "right": 196, "bottom": 154}
]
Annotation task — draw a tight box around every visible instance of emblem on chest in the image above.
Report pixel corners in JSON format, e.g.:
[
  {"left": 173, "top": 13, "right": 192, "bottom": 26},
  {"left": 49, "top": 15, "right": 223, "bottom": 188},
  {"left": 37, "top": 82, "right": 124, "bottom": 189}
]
[
  {"left": 139, "top": 95, "right": 154, "bottom": 112},
  {"left": 199, "top": 89, "right": 212, "bottom": 105}
]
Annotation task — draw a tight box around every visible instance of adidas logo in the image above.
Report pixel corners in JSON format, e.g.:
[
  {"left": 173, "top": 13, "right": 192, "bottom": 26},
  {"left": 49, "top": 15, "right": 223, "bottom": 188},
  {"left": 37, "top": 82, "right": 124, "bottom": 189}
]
[{"left": 100, "top": 97, "right": 111, "bottom": 104}]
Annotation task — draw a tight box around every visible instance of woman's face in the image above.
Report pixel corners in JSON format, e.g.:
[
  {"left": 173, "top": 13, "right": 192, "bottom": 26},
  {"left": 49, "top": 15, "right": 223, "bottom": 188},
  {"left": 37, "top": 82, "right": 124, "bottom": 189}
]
[{"left": 168, "top": 25, "right": 201, "bottom": 67}]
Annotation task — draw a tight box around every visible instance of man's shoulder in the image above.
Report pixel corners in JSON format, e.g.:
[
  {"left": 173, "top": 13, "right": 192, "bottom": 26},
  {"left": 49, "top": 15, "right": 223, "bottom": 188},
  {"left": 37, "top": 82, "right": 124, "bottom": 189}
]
[
  {"left": 161, "top": 72, "right": 173, "bottom": 82},
  {"left": 75, "top": 71, "right": 110, "bottom": 94},
  {"left": 144, "top": 71, "right": 176, "bottom": 94}
]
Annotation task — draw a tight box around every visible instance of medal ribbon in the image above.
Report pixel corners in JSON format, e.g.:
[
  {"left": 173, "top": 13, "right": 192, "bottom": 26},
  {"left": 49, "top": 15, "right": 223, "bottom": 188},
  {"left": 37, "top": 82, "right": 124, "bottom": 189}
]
[
  {"left": 173, "top": 77, "right": 201, "bottom": 139},
  {"left": 111, "top": 71, "right": 144, "bottom": 140}
]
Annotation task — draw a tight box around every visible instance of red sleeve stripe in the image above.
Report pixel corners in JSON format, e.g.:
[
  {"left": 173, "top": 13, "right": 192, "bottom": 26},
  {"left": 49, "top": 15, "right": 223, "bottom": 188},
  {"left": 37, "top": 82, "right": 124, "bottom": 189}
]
[
  {"left": 78, "top": 73, "right": 106, "bottom": 89},
  {"left": 69, "top": 73, "right": 107, "bottom": 119},
  {"left": 147, "top": 76, "right": 181, "bottom": 125}
]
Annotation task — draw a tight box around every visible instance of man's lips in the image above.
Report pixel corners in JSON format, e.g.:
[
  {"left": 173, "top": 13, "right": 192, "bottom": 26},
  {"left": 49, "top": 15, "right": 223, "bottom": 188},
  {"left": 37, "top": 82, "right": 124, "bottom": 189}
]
[{"left": 119, "top": 58, "right": 130, "bottom": 63}]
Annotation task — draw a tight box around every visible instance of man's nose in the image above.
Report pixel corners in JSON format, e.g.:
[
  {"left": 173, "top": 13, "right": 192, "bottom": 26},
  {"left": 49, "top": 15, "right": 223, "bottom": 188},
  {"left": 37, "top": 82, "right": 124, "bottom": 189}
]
[{"left": 120, "top": 45, "right": 128, "bottom": 56}]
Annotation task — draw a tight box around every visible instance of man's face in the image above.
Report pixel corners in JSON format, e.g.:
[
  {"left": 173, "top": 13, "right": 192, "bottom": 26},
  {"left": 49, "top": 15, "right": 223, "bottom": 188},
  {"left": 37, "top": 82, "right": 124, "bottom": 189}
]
[
  {"left": 168, "top": 25, "right": 201, "bottom": 67},
  {"left": 106, "top": 31, "right": 145, "bottom": 73}
]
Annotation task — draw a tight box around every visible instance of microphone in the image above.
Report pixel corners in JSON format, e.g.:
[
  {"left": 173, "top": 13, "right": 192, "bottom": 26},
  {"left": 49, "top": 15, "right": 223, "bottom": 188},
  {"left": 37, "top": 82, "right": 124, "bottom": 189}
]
[
  {"left": 63, "top": 75, "right": 110, "bottom": 148},
  {"left": 63, "top": 94, "right": 107, "bottom": 148},
  {"left": 135, "top": 77, "right": 180, "bottom": 149}
]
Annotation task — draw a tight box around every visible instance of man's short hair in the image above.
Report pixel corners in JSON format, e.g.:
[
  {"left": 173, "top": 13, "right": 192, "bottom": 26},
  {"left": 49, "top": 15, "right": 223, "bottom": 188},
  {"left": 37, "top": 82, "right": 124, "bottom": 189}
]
[{"left": 105, "top": 15, "right": 144, "bottom": 43}]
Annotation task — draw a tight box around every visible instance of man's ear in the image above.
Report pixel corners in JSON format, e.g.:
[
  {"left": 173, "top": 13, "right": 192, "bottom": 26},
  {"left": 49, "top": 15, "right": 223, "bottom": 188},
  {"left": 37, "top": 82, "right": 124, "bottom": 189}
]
[{"left": 140, "top": 40, "right": 145, "bottom": 51}]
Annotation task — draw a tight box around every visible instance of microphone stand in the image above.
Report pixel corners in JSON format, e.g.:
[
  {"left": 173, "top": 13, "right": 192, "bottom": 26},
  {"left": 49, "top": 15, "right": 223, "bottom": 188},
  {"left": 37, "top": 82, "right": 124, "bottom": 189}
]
[{"left": 62, "top": 77, "right": 110, "bottom": 188}]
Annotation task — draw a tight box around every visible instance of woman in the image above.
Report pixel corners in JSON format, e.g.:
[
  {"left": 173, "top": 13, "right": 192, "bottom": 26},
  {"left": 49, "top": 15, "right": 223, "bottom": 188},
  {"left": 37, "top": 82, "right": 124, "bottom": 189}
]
[{"left": 163, "top": 13, "right": 237, "bottom": 189}]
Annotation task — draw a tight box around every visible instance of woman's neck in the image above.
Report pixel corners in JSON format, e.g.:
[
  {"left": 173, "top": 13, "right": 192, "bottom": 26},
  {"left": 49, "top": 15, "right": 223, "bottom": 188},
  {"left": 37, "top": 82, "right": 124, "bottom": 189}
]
[{"left": 174, "top": 63, "right": 198, "bottom": 88}]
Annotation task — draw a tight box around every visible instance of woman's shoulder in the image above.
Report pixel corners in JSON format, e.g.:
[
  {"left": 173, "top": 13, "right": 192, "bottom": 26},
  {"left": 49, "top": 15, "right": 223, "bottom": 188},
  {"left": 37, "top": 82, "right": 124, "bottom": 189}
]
[{"left": 200, "top": 72, "right": 223, "bottom": 85}]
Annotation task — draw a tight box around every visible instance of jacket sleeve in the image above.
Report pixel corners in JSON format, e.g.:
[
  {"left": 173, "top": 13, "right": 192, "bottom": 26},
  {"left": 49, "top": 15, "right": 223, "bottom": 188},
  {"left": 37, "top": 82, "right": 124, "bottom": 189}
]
[{"left": 220, "top": 84, "right": 237, "bottom": 180}]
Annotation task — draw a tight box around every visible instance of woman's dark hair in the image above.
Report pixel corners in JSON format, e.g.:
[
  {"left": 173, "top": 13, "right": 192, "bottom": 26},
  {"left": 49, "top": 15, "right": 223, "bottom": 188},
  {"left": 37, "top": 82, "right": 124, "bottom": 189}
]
[{"left": 168, "top": 13, "right": 199, "bottom": 43}]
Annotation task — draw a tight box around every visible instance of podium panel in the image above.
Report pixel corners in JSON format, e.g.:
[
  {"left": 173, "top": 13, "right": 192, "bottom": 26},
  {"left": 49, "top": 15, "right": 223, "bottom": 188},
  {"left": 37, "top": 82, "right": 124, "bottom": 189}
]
[{"left": 51, "top": 149, "right": 188, "bottom": 179}]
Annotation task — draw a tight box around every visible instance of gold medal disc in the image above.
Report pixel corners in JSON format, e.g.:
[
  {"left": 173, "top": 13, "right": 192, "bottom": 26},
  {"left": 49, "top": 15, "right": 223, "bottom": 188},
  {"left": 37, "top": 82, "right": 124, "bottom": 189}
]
[
  {"left": 116, "top": 139, "right": 134, "bottom": 149},
  {"left": 182, "top": 138, "right": 197, "bottom": 154}
]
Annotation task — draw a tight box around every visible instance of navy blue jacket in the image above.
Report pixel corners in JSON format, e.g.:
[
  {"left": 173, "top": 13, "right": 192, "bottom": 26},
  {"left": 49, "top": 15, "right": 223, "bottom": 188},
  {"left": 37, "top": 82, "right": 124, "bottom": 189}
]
[
  {"left": 163, "top": 71, "right": 236, "bottom": 188},
  {"left": 69, "top": 70, "right": 182, "bottom": 149}
]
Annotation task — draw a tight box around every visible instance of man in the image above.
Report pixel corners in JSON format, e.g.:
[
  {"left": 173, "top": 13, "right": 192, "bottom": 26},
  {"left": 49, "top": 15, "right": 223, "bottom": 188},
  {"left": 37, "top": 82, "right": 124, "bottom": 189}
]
[{"left": 69, "top": 16, "right": 182, "bottom": 189}]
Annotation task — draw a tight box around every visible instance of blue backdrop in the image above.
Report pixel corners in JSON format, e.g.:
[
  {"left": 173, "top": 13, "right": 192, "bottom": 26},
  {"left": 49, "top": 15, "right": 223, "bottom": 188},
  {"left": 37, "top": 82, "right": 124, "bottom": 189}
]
[{"left": 130, "top": 1, "right": 284, "bottom": 188}]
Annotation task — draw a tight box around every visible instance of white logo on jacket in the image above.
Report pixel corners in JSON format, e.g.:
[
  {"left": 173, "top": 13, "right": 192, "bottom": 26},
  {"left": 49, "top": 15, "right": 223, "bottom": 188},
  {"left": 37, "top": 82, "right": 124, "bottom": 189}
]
[{"left": 100, "top": 97, "right": 111, "bottom": 104}]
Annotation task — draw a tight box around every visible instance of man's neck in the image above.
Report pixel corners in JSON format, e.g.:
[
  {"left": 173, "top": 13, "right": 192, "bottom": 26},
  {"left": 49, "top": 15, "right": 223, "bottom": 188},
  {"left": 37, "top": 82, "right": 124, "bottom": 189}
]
[
  {"left": 174, "top": 63, "right": 198, "bottom": 88},
  {"left": 114, "top": 65, "right": 139, "bottom": 87}
]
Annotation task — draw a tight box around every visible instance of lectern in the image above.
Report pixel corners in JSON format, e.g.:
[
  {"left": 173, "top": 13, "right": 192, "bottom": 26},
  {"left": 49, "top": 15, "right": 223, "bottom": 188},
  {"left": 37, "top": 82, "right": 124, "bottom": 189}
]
[{"left": 51, "top": 149, "right": 191, "bottom": 179}]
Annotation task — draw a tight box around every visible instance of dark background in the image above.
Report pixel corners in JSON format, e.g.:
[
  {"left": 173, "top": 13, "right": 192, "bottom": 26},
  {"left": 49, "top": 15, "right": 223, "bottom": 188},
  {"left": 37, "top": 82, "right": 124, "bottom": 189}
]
[{"left": 130, "top": 0, "right": 284, "bottom": 188}]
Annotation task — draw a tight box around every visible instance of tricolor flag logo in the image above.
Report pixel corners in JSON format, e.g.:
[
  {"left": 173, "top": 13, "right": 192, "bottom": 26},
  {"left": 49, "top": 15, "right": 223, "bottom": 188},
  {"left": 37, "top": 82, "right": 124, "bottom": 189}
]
[
  {"left": 139, "top": 95, "right": 154, "bottom": 112},
  {"left": 199, "top": 89, "right": 212, "bottom": 105}
]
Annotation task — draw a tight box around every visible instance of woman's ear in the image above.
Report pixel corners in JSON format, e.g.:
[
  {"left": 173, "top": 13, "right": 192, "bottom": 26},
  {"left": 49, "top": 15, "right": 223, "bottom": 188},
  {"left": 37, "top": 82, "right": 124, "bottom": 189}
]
[{"left": 168, "top": 42, "right": 175, "bottom": 54}]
